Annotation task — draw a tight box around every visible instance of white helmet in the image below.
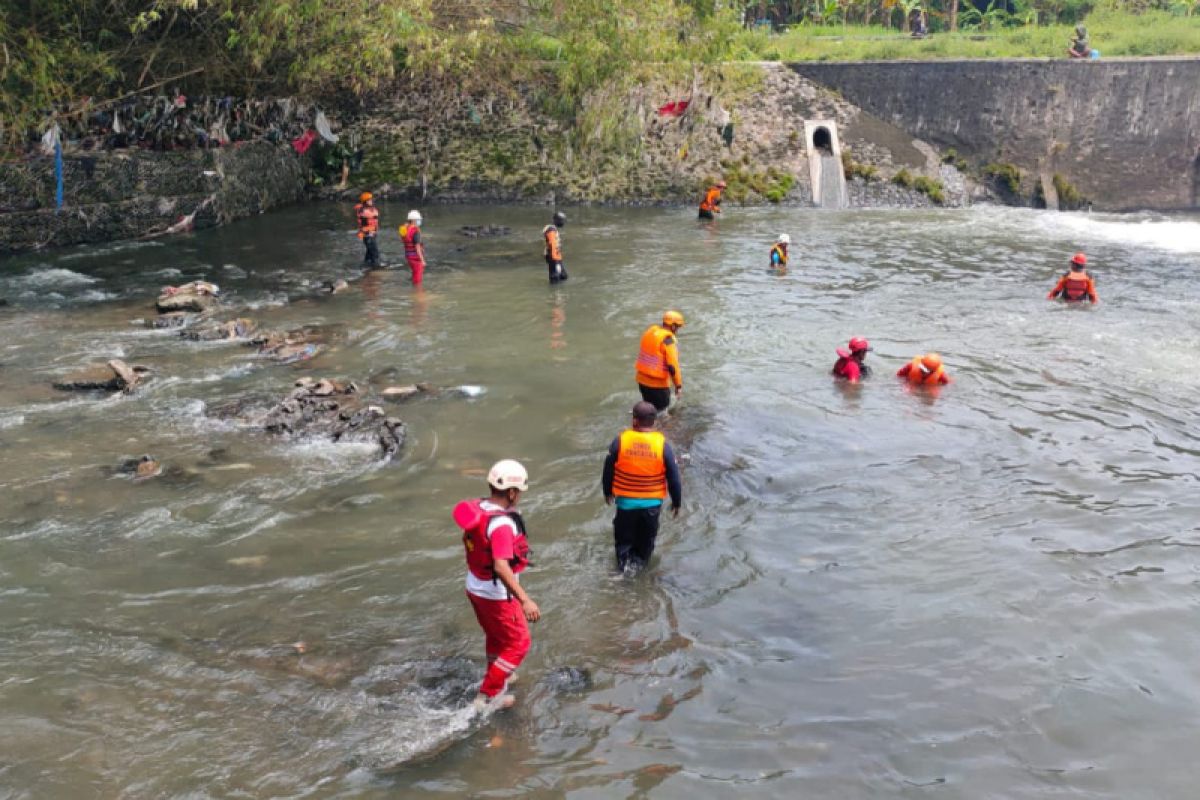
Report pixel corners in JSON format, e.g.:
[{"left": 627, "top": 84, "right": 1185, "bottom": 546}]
[
  {"left": 487, "top": 459, "right": 529, "bottom": 492},
  {"left": 407, "top": 210, "right": 423, "bottom": 223},
  {"left": 777, "top": 233, "right": 791, "bottom": 244}
]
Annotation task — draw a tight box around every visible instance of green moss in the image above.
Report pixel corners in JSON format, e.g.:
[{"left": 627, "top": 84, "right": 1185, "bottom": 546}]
[
  {"left": 1053, "top": 172, "right": 1085, "bottom": 209},
  {"left": 913, "top": 175, "right": 946, "bottom": 204},
  {"left": 941, "top": 148, "right": 968, "bottom": 172},
  {"left": 842, "top": 148, "right": 879, "bottom": 181},
  {"left": 983, "top": 162, "right": 1022, "bottom": 194},
  {"left": 892, "top": 168, "right": 915, "bottom": 189}
]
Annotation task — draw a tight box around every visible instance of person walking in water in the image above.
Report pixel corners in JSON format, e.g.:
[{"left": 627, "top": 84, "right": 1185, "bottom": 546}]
[
  {"left": 897, "top": 352, "right": 951, "bottom": 385},
  {"left": 398, "top": 210, "right": 426, "bottom": 286},
  {"left": 354, "top": 192, "right": 381, "bottom": 268},
  {"left": 698, "top": 181, "right": 725, "bottom": 220},
  {"left": 1047, "top": 252, "right": 1098, "bottom": 304},
  {"left": 602, "top": 401, "right": 682, "bottom": 574},
  {"left": 453, "top": 459, "right": 540, "bottom": 711},
  {"left": 832, "top": 337, "right": 872, "bottom": 383},
  {"left": 543, "top": 212, "right": 568, "bottom": 283},
  {"left": 770, "top": 234, "right": 790, "bottom": 269},
  {"left": 635, "top": 310, "right": 685, "bottom": 413}
]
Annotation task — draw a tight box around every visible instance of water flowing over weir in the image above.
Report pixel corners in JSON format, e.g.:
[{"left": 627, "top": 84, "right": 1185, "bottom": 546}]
[{"left": 2, "top": 204, "right": 1200, "bottom": 796}]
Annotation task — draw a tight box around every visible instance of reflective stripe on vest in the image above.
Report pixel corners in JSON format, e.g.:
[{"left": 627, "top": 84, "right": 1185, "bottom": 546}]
[
  {"left": 399, "top": 224, "right": 420, "bottom": 257},
  {"left": 612, "top": 429, "right": 667, "bottom": 500}
]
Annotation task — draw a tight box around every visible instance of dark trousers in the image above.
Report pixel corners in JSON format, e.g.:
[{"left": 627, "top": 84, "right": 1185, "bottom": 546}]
[
  {"left": 613, "top": 505, "right": 662, "bottom": 572},
  {"left": 698, "top": 209, "right": 714, "bottom": 220},
  {"left": 363, "top": 235, "right": 380, "bottom": 267},
  {"left": 638, "top": 384, "right": 671, "bottom": 412},
  {"left": 547, "top": 257, "right": 568, "bottom": 283}
]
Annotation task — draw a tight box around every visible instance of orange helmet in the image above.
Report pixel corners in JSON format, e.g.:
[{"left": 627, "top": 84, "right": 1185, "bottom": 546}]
[
  {"left": 920, "top": 352, "right": 942, "bottom": 372},
  {"left": 359, "top": 192, "right": 373, "bottom": 202},
  {"left": 1071, "top": 252, "right": 1087, "bottom": 266},
  {"left": 662, "top": 310, "right": 685, "bottom": 328}
]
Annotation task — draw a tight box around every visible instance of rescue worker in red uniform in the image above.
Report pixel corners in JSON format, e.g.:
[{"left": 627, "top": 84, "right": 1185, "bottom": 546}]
[
  {"left": 770, "top": 233, "right": 790, "bottom": 270},
  {"left": 453, "top": 459, "right": 540, "bottom": 711},
  {"left": 397, "top": 210, "right": 426, "bottom": 286},
  {"left": 832, "top": 336, "right": 872, "bottom": 383},
  {"left": 635, "top": 310, "right": 685, "bottom": 412},
  {"left": 1047, "top": 252, "right": 1098, "bottom": 304},
  {"left": 354, "top": 192, "right": 381, "bottom": 268},
  {"left": 699, "top": 181, "right": 726, "bottom": 220},
  {"left": 602, "top": 401, "right": 683, "bottom": 573},
  {"left": 543, "top": 211, "right": 568, "bottom": 283},
  {"left": 897, "top": 352, "right": 951, "bottom": 385}
]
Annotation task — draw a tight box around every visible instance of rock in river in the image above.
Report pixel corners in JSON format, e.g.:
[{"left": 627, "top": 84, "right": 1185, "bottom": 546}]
[
  {"left": 155, "top": 281, "right": 220, "bottom": 314},
  {"left": 54, "top": 359, "right": 151, "bottom": 393}
]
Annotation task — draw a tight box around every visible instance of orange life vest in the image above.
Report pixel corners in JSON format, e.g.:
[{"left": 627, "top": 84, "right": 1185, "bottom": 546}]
[
  {"left": 635, "top": 325, "right": 679, "bottom": 389},
  {"left": 612, "top": 429, "right": 667, "bottom": 500},
  {"left": 543, "top": 225, "right": 562, "bottom": 261},
  {"left": 905, "top": 356, "right": 946, "bottom": 385},
  {"left": 699, "top": 187, "right": 722, "bottom": 213},
  {"left": 770, "top": 243, "right": 788, "bottom": 267},
  {"left": 399, "top": 223, "right": 421, "bottom": 258},
  {"left": 1060, "top": 271, "right": 1092, "bottom": 302},
  {"left": 355, "top": 204, "right": 379, "bottom": 238}
]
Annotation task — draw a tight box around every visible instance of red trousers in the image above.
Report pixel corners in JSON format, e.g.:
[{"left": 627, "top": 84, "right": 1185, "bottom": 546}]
[
  {"left": 467, "top": 592, "right": 530, "bottom": 697},
  {"left": 406, "top": 256, "right": 425, "bottom": 286}
]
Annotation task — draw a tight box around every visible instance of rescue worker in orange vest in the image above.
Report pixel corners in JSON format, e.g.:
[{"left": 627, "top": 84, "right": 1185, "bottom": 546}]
[
  {"left": 602, "top": 401, "right": 682, "bottom": 573},
  {"left": 699, "top": 180, "right": 726, "bottom": 220},
  {"left": 1047, "top": 252, "right": 1098, "bottom": 304},
  {"left": 397, "top": 210, "right": 426, "bottom": 286},
  {"left": 453, "top": 459, "right": 540, "bottom": 712},
  {"left": 354, "top": 192, "right": 381, "bottom": 268},
  {"left": 543, "top": 211, "right": 568, "bottom": 283},
  {"left": 635, "top": 310, "right": 685, "bottom": 412},
  {"left": 770, "top": 233, "right": 790, "bottom": 269},
  {"left": 896, "top": 352, "right": 951, "bottom": 385}
]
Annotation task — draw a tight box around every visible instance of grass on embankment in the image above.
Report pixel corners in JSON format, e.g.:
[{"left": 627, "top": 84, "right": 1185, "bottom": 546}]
[{"left": 731, "top": 10, "right": 1200, "bottom": 61}]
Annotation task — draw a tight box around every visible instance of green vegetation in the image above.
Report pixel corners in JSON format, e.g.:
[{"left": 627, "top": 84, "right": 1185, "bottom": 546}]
[
  {"left": 842, "top": 148, "right": 880, "bottom": 180},
  {"left": 1053, "top": 172, "right": 1086, "bottom": 208},
  {"left": 717, "top": 160, "right": 797, "bottom": 203},
  {"left": 942, "top": 148, "right": 969, "bottom": 172},
  {"left": 983, "top": 162, "right": 1023, "bottom": 194},
  {"left": 892, "top": 168, "right": 945, "bottom": 203}
]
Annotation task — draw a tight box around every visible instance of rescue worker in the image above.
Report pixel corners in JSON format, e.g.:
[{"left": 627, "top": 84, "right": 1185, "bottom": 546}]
[
  {"left": 602, "top": 401, "right": 682, "bottom": 573},
  {"left": 1047, "top": 252, "right": 1098, "bottom": 304},
  {"left": 897, "top": 352, "right": 951, "bottom": 385},
  {"left": 354, "top": 192, "right": 380, "bottom": 268},
  {"left": 698, "top": 180, "right": 726, "bottom": 220},
  {"left": 770, "top": 234, "right": 790, "bottom": 269},
  {"left": 635, "top": 311, "right": 685, "bottom": 412},
  {"left": 543, "top": 211, "right": 568, "bottom": 283},
  {"left": 454, "top": 459, "right": 540, "bottom": 712},
  {"left": 397, "top": 210, "right": 426, "bottom": 286},
  {"left": 832, "top": 336, "right": 872, "bottom": 383}
]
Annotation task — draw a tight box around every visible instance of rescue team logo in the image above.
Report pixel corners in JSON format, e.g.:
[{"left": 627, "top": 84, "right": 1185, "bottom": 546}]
[{"left": 624, "top": 442, "right": 656, "bottom": 459}]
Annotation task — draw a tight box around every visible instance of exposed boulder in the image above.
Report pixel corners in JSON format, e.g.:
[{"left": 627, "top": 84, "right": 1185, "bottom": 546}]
[
  {"left": 180, "top": 317, "right": 257, "bottom": 342},
  {"left": 156, "top": 281, "right": 220, "bottom": 314},
  {"left": 54, "top": 359, "right": 151, "bottom": 393}
]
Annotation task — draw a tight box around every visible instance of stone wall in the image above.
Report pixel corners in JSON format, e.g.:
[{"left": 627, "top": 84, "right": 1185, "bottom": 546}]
[
  {"left": 0, "top": 141, "right": 307, "bottom": 255},
  {"left": 789, "top": 58, "right": 1200, "bottom": 212}
]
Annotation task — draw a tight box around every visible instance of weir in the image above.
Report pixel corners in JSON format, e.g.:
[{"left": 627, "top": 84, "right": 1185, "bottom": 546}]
[{"left": 805, "top": 120, "right": 847, "bottom": 209}]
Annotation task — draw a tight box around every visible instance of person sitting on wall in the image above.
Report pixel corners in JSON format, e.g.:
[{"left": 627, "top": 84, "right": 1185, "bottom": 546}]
[{"left": 1068, "top": 25, "right": 1090, "bottom": 58}]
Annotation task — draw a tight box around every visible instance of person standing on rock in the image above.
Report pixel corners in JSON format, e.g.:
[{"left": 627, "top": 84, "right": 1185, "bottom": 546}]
[
  {"left": 602, "top": 401, "right": 682, "bottom": 574},
  {"left": 699, "top": 181, "right": 725, "bottom": 220},
  {"left": 635, "top": 310, "right": 685, "bottom": 413},
  {"left": 543, "top": 211, "right": 568, "bottom": 283},
  {"left": 454, "top": 460, "right": 540, "bottom": 711},
  {"left": 770, "top": 234, "right": 790, "bottom": 270},
  {"left": 398, "top": 210, "right": 426, "bottom": 285},
  {"left": 354, "top": 192, "right": 381, "bottom": 268}
]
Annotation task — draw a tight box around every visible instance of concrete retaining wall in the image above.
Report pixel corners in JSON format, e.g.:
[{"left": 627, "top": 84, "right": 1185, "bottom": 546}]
[{"left": 789, "top": 58, "right": 1200, "bottom": 211}]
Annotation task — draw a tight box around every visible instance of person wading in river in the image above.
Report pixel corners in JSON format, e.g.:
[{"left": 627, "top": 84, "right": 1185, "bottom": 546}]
[
  {"left": 397, "top": 210, "right": 426, "bottom": 286},
  {"left": 635, "top": 311, "right": 685, "bottom": 413},
  {"left": 354, "top": 192, "right": 380, "bottom": 268},
  {"left": 699, "top": 181, "right": 725, "bottom": 220},
  {"left": 454, "top": 460, "right": 540, "bottom": 711},
  {"left": 602, "top": 401, "right": 682, "bottom": 574},
  {"left": 770, "top": 234, "right": 790, "bottom": 270},
  {"left": 897, "top": 352, "right": 951, "bottom": 385},
  {"left": 1047, "top": 252, "right": 1098, "bottom": 304},
  {"left": 543, "top": 211, "right": 568, "bottom": 283},
  {"left": 832, "top": 337, "right": 872, "bottom": 383}
]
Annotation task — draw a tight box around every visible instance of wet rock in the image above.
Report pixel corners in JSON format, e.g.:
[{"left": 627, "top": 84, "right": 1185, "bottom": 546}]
[
  {"left": 155, "top": 281, "right": 220, "bottom": 313},
  {"left": 319, "top": 279, "right": 350, "bottom": 294},
  {"left": 54, "top": 359, "right": 150, "bottom": 393},
  {"left": 381, "top": 383, "right": 434, "bottom": 402},
  {"left": 150, "top": 311, "right": 199, "bottom": 329},
  {"left": 252, "top": 327, "right": 327, "bottom": 364},
  {"left": 459, "top": 225, "right": 512, "bottom": 237},
  {"left": 179, "top": 317, "right": 257, "bottom": 342}
]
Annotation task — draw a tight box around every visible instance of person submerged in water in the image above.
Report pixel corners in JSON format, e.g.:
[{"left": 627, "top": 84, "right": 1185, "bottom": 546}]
[
  {"left": 897, "top": 352, "right": 951, "bottom": 385},
  {"left": 770, "top": 234, "right": 790, "bottom": 270},
  {"left": 1047, "top": 252, "right": 1098, "bottom": 304},
  {"left": 832, "top": 337, "right": 872, "bottom": 383}
]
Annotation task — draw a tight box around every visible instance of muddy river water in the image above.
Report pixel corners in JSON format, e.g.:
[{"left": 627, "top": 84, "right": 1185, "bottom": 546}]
[{"left": 2, "top": 203, "right": 1200, "bottom": 798}]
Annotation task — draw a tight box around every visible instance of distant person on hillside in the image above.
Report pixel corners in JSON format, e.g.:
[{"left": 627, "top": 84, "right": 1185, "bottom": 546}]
[
  {"left": 1047, "top": 252, "right": 1099, "bottom": 303},
  {"left": 1068, "top": 25, "right": 1090, "bottom": 58}
]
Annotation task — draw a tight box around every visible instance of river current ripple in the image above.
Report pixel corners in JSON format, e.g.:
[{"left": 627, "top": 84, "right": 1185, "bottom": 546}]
[{"left": 1, "top": 204, "right": 1199, "bottom": 798}]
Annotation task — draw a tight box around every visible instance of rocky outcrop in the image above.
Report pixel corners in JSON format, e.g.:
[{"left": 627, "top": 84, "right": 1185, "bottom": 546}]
[
  {"left": 155, "top": 281, "right": 220, "bottom": 314},
  {"left": 179, "top": 317, "right": 257, "bottom": 342},
  {"left": 53, "top": 359, "right": 150, "bottom": 393}
]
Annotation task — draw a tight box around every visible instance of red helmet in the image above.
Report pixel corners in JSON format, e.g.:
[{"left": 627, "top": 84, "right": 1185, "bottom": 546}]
[
  {"left": 1071, "top": 252, "right": 1087, "bottom": 266},
  {"left": 849, "top": 336, "right": 870, "bottom": 353}
]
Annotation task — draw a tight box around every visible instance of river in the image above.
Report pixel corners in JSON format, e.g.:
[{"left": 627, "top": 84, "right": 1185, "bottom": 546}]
[{"left": 2, "top": 203, "right": 1199, "bottom": 798}]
